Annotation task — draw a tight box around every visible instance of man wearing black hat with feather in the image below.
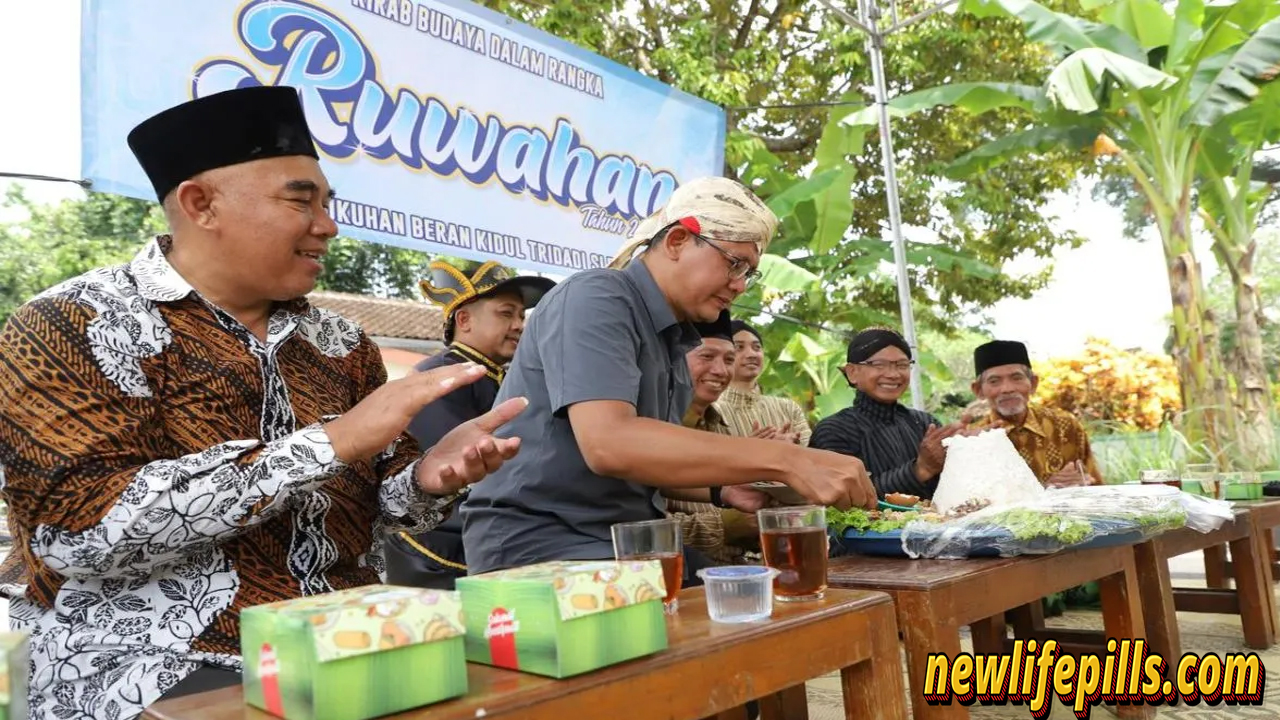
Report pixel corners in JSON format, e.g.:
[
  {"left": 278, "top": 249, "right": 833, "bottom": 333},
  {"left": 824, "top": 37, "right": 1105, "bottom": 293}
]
[{"left": 386, "top": 260, "right": 554, "bottom": 589}]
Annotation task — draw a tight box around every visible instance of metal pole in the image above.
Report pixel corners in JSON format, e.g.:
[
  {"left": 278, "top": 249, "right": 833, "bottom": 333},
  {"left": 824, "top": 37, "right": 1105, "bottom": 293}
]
[
  {"left": 816, "top": 0, "right": 938, "bottom": 410},
  {"left": 862, "top": 0, "right": 925, "bottom": 409},
  {"left": 886, "top": 0, "right": 959, "bottom": 34}
]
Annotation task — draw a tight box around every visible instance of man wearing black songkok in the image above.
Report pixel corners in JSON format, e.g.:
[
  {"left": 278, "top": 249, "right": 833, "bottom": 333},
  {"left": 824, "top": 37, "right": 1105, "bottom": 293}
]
[
  {"left": 970, "top": 340, "right": 1101, "bottom": 486},
  {"left": 810, "top": 328, "right": 960, "bottom": 499},
  {"left": 0, "top": 86, "right": 525, "bottom": 719}
]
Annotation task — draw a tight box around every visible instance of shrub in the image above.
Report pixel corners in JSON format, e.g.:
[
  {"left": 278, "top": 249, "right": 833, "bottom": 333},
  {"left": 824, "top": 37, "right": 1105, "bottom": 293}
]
[{"left": 1033, "top": 338, "right": 1181, "bottom": 431}]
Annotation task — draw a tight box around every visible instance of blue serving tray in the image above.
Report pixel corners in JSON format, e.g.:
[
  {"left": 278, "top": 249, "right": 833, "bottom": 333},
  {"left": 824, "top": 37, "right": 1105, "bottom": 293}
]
[{"left": 830, "top": 525, "right": 1147, "bottom": 559}]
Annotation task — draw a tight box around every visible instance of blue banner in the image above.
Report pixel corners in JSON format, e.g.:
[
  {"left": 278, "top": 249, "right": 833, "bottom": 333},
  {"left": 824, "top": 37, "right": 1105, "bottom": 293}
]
[{"left": 81, "top": 0, "right": 725, "bottom": 274}]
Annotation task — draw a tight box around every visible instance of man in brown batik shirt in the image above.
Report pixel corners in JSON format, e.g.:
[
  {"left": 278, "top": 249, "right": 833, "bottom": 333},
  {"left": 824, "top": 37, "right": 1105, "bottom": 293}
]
[{"left": 0, "top": 86, "right": 525, "bottom": 720}]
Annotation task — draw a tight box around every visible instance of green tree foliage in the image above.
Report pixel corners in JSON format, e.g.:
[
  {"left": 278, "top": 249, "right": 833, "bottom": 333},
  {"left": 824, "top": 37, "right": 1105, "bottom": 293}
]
[
  {"left": 0, "top": 187, "right": 161, "bottom": 323},
  {"left": 0, "top": 188, "right": 446, "bottom": 325},
  {"left": 837, "top": 0, "right": 1280, "bottom": 460},
  {"left": 482, "top": 0, "right": 1089, "bottom": 331}
]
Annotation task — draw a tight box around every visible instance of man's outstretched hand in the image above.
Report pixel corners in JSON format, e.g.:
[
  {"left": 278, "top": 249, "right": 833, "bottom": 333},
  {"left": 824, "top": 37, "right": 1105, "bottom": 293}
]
[{"left": 416, "top": 397, "right": 528, "bottom": 495}]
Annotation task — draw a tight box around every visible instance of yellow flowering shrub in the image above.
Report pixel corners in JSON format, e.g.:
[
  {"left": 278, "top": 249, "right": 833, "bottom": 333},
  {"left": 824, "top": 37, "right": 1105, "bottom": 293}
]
[{"left": 1033, "top": 338, "right": 1182, "bottom": 431}]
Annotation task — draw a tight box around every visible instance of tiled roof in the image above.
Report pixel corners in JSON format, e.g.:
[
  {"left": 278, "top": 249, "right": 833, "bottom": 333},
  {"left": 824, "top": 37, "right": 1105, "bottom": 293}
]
[{"left": 307, "top": 290, "right": 444, "bottom": 341}]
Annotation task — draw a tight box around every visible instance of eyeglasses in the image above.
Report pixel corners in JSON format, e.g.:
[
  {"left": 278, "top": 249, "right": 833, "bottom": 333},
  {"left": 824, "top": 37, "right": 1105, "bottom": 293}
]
[
  {"left": 652, "top": 222, "right": 762, "bottom": 285},
  {"left": 696, "top": 235, "right": 762, "bottom": 285},
  {"left": 856, "top": 360, "right": 915, "bottom": 372}
]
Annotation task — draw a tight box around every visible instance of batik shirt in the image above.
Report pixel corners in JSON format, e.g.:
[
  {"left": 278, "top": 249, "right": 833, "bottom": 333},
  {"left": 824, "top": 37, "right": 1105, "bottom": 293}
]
[
  {"left": 973, "top": 404, "right": 1103, "bottom": 485},
  {"left": 0, "top": 238, "right": 452, "bottom": 720}
]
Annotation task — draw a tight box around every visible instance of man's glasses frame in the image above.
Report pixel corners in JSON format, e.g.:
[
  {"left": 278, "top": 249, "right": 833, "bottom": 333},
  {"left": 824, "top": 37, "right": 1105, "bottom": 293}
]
[
  {"left": 651, "top": 221, "right": 762, "bottom": 285},
  {"left": 855, "top": 360, "right": 915, "bottom": 372}
]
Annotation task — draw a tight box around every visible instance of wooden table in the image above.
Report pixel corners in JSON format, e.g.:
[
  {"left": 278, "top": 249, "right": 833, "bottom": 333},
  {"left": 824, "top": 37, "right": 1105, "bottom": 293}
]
[
  {"left": 143, "top": 587, "right": 907, "bottom": 720},
  {"left": 1005, "top": 509, "right": 1276, "bottom": 682},
  {"left": 827, "top": 545, "right": 1151, "bottom": 720},
  {"left": 1203, "top": 499, "right": 1280, "bottom": 587},
  {"left": 1149, "top": 509, "right": 1275, "bottom": 650}
]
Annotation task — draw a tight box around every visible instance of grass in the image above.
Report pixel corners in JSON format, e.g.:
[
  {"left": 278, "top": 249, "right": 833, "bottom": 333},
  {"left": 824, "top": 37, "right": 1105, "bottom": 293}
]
[
  {"left": 1089, "top": 408, "right": 1280, "bottom": 483},
  {"left": 1089, "top": 421, "right": 1208, "bottom": 484}
]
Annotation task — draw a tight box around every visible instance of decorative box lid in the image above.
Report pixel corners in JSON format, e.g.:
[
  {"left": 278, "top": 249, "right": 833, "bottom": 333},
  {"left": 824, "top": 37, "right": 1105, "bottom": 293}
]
[
  {"left": 459, "top": 560, "right": 667, "bottom": 620},
  {"left": 247, "top": 585, "right": 464, "bottom": 662}
]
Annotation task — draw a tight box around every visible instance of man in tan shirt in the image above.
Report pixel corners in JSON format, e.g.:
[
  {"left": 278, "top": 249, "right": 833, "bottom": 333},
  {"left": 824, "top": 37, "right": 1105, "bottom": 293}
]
[{"left": 716, "top": 320, "right": 812, "bottom": 445}]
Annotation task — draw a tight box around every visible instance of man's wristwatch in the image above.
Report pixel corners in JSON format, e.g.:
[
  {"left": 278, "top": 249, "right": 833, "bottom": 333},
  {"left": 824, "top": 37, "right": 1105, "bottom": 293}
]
[{"left": 709, "top": 486, "right": 732, "bottom": 509}]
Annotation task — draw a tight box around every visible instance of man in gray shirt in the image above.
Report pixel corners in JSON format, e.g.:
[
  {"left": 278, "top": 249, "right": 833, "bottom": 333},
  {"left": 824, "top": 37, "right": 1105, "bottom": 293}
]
[{"left": 462, "top": 177, "right": 876, "bottom": 574}]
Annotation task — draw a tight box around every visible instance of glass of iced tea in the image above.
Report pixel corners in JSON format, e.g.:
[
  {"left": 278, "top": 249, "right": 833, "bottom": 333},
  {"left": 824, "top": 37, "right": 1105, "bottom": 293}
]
[
  {"left": 611, "top": 518, "right": 684, "bottom": 614},
  {"left": 757, "top": 505, "right": 828, "bottom": 602}
]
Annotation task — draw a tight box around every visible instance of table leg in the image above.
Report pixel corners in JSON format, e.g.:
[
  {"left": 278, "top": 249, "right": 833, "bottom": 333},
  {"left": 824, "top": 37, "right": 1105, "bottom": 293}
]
[
  {"left": 1099, "top": 554, "right": 1155, "bottom": 720},
  {"left": 709, "top": 707, "right": 749, "bottom": 720},
  {"left": 758, "top": 685, "right": 808, "bottom": 720},
  {"left": 969, "top": 614, "right": 1006, "bottom": 656},
  {"left": 1204, "top": 544, "right": 1229, "bottom": 589},
  {"left": 1249, "top": 512, "right": 1280, "bottom": 640},
  {"left": 1134, "top": 542, "right": 1180, "bottom": 678},
  {"left": 1007, "top": 602, "right": 1046, "bottom": 636},
  {"left": 842, "top": 603, "right": 908, "bottom": 720},
  {"left": 897, "top": 591, "right": 966, "bottom": 720}
]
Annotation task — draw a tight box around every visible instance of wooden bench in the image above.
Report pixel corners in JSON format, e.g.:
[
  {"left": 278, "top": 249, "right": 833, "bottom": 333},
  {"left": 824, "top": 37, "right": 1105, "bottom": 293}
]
[
  {"left": 1203, "top": 499, "right": 1280, "bottom": 590},
  {"left": 1004, "top": 509, "right": 1276, "bottom": 682}
]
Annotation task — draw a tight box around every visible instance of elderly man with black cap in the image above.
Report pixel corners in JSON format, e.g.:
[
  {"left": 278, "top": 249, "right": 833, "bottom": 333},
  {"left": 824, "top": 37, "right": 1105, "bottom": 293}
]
[
  {"left": 460, "top": 177, "right": 877, "bottom": 575},
  {"left": 811, "top": 328, "right": 959, "bottom": 499},
  {"left": 0, "top": 86, "right": 526, "bottom": 720},
  {"left": 387, "top": 260, "right": 554, "bottom": 589},
  {"left": 970, "top": 340, "right": 1102, "bottom": 486}
]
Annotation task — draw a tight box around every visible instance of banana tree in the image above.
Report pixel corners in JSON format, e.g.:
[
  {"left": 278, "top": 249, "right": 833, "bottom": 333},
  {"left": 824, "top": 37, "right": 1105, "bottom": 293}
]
[
  {"left": 839, "top": 0, "right": 1280, "bottom": 459},
  {"left": 1197, "top": 81, "right": 1280, "bottom": 467}
]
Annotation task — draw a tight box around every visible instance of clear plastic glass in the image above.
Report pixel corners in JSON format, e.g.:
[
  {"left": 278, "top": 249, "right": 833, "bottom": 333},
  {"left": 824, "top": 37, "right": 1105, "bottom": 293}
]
[
  {"left": 611, "top": 518, "right": 683, "bottom": 614},
  {"left": 757, "top": 505, "right": 827, "bottom": 601}
]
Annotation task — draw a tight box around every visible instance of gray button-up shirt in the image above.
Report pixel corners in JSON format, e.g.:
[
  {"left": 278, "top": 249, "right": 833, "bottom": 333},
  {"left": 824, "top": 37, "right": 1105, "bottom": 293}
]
[{"left": 460, "top": 260, "right": 701, "bottom": 573}]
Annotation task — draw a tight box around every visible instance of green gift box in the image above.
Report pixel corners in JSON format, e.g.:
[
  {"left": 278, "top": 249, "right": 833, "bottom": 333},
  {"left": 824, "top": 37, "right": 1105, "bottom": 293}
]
[
  {"left": 0, "top": 633, "right": 29, "bottom": 720},
  {"left": 456, "top": 560, "right": 668, "bottom": 678},
  {"left": 241, "top": 585, "right": 467, "bottom": 720}
]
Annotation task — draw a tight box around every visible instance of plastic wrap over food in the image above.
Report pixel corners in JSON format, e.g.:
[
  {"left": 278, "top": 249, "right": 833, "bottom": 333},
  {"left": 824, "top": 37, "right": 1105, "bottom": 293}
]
[{"left": 900, "top": 484, "right": 1218, "bottom": 559}]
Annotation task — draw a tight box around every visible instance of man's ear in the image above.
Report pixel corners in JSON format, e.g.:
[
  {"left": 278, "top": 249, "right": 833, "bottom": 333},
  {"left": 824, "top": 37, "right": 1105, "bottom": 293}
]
[
  {"left": 658, "top": 227, "right": 693, "bottom": 260},
  {"left": 170, "top": 179, "right": 218, "bottom": 230},
  {"left": 843, "top": 363, "right": 859, "bottom": 388},
  {"left": 453, "top": 306, "right": 472, "bottom": 334}
]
